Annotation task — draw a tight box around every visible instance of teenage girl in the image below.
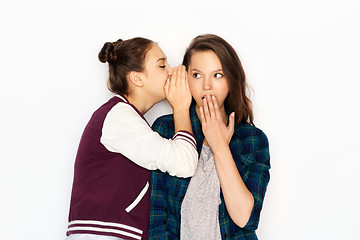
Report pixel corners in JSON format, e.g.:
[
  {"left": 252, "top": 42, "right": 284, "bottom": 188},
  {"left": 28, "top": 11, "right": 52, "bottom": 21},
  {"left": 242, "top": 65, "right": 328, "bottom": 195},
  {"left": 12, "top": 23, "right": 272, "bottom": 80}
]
[
  {"left": 149, "top": 34, "right": 270, "bottom": 240},
  {"left": 66, "top": 37, "right": 198, "bottom": 240}
]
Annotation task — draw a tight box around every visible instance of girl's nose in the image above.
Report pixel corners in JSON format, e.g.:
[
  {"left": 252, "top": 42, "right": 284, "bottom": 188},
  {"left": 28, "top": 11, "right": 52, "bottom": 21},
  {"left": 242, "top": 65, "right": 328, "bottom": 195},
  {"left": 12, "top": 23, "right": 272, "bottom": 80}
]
[
  {"left": 203, "top": 77, "right": 212, "bottom": 90},
  {"left": 167, "top": 65, "right": 173, "bottom": 75}
]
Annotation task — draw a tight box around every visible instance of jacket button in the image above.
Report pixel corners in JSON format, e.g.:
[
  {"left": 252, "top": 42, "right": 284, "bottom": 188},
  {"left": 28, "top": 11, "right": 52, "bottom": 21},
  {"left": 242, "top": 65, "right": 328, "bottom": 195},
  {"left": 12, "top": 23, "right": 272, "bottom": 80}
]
[
  {"left": 221, "top": 213, "right": 225, "bottom": 218},
  {"left": 224, "top": 234, "right": 228, "bottom": 238}
]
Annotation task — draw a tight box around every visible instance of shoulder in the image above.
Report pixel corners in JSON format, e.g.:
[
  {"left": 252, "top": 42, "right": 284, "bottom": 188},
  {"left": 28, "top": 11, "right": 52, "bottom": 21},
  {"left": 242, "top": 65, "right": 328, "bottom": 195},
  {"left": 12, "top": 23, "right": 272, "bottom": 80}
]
[
  {"left": 233, "top": 123, "right": 269, "bottom": 148},
  {"left": 231, "top": 124, "right": 270, "bottom": 167},
  {"left": 105, "top": 102, "right": 145, "bottom": 125},
  {"left": 151, "top": 114, "right": 175, "bottom": 138}
]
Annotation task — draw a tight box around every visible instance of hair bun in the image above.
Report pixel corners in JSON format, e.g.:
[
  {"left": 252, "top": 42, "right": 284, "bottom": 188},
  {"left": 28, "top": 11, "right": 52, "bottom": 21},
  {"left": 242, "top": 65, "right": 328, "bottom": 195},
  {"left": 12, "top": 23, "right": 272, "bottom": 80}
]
[{"left": 98, "top": 42, "right": 117, "bottom": 63}]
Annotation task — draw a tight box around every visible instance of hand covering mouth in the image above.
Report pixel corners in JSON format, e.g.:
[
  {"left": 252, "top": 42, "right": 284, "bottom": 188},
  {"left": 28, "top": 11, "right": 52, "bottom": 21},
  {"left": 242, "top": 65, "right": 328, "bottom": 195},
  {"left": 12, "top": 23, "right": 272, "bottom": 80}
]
[{"left": 202, "top": 94, "right": 213, "bottom": 99}]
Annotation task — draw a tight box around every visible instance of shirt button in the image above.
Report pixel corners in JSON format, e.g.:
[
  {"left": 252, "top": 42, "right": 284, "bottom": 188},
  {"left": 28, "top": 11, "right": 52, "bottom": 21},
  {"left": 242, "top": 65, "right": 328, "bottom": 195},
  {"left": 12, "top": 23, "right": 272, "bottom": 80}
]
[
  {"left": 221, "top": 213, "right": 225, "bottom": 218},
  {"left": 224, "top": 234, "right": 228, "bottom": 238}
]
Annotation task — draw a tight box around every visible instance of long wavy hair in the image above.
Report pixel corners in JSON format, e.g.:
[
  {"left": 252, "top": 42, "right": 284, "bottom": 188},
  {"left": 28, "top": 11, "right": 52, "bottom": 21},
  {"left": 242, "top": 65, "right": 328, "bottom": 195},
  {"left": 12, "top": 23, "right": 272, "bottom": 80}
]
[{"left": 183, "top": 34, "right": 254, "bottom": 125}]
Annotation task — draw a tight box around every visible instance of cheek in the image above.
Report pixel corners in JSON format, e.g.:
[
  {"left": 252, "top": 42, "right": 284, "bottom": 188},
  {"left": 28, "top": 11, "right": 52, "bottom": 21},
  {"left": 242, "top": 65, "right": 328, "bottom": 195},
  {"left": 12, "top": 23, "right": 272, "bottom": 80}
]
[
  {"left": 219, "top": 80, "right": 230, "bottom": 96},
  {"left": 224, "top": 85, "right": 230, "bottom": 97},
  {"left": 214, "top": 81, "right": 230, "bottom": 105},
  {"left": 155, "top": 71, "right": 167, "bottom": 85},
  {"left": 188, "top": 80, "right": 201, "bottom": 97}
]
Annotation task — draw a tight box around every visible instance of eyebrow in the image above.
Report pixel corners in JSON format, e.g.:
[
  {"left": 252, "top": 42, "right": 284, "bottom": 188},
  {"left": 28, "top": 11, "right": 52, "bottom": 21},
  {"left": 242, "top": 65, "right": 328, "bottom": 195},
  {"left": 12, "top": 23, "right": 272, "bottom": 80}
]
[
  {"left": 156, "top": 57, "right": 166, "bottom": 62},
  {"left": 190, "top": 68, "right": 223, "bottom": 72}
]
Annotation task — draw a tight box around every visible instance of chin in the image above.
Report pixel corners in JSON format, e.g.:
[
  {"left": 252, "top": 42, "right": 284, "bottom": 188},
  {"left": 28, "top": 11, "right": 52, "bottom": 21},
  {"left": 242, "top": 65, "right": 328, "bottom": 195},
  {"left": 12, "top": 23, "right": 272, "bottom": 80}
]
[{"left": 194, "top": 99, "right": 202, "bottom": 108}]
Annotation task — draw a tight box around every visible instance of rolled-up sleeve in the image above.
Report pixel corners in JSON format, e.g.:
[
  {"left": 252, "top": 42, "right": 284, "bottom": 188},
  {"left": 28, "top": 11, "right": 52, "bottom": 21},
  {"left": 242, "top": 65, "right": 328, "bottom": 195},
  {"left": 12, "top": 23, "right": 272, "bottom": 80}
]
[
  {"left": 242, "top": 129, "right": 271, "bottom": 230},
  {"left": 100, "top": 102, "right": 198, "bottom": 178}
]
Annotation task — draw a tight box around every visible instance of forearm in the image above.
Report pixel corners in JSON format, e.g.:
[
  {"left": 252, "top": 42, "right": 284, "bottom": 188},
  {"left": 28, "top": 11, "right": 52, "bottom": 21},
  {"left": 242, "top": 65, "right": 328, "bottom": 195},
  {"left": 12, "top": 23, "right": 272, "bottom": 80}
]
[
  {"left": 173, "top": 109, "right": 193, "bottom": 134},
  {"left": 213, "top": 143, "right": 254, "bottom": 228}
]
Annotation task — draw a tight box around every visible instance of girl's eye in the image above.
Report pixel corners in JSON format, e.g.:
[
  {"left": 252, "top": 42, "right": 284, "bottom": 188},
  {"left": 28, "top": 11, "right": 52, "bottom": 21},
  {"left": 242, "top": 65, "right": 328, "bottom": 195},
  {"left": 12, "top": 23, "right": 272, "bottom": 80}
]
[
  {"left": 214, "top": 73, "right": 223, "bottom": 78},
  {"left": 160, "top": 65, "right": 166, "bottom": 69},
  {"left": 193, "top": 73, "right": 201, "bottom": 78}
]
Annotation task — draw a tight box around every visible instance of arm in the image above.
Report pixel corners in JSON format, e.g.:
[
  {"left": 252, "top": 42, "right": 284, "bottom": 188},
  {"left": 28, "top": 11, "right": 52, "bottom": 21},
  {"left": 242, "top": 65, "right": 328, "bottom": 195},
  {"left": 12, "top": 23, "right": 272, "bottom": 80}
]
[
  {"left": 100, "top": 102, "right": 197, "bottom": 177},
  {"left": 213, "top": 145, "right": 254, "bottom": 228},
  {"left": 199, "top": 95, "right": 270, "bottom": 228},
  {"left": 240, "top": 130, "right": 270, "bottom": 230},
  {"left": 215, "top": 132, "right": 270, "bottom": 230}
]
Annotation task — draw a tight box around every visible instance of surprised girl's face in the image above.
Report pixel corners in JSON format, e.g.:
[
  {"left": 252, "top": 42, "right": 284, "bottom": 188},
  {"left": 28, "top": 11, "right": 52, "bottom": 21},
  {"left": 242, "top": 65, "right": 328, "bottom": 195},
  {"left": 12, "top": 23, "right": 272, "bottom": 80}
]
[{"left": 187, "top": 50, "right": 229, "bottom": 112}]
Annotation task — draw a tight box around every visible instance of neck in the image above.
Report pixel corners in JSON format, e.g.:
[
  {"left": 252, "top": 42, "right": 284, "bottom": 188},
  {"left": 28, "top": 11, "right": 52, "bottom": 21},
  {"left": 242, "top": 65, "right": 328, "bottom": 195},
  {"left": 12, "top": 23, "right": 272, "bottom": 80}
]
[{"left": 125, "top": 93, "right": 156, "bottom": 115}]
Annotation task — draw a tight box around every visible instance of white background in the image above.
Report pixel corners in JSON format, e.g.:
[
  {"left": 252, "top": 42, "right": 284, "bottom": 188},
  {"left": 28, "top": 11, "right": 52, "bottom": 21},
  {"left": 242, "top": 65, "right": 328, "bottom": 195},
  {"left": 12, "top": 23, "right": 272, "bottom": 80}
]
[{"left": 1, "top": 0, "right": 359, "bottom": 239}]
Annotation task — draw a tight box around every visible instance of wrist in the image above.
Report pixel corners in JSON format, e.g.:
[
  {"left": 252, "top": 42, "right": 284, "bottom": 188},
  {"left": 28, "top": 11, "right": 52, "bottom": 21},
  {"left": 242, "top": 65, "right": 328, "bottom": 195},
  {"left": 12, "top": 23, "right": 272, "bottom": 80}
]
[
  {"left": 173, "top": 107, "right": 190, "bottom": 115},
  {"left": 211, "top": 141, "right": 229, "bottom": 155}
]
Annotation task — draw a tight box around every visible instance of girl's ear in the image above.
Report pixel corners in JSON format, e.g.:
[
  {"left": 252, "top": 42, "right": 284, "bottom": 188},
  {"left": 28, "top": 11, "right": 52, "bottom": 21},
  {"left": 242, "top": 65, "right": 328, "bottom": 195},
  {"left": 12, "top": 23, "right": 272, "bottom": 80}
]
[{"left": 128, "top": 71, "right": 144, "bottom": 87}]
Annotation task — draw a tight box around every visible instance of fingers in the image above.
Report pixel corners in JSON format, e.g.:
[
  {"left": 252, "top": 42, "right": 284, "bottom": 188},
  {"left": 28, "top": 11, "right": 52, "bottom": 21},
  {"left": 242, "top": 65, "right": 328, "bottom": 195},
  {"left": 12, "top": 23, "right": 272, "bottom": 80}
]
[
  {"left": 164, "top": 76, "right": 170, "bottom": 96},
  {"left": 175, "top": 64, "right": 185, "bottom": 87},
  {"left": 185, "top": 70, "right": 190, "bottom": 90},
  {"left": 202, "top": 95, "right": 211, "bottom": 122},
  {"left": 170, "top": 64, "right": 186, "bottom": 87},
  {"left": 227, "top": 112, "right": 235, "bottom": 143},
  {"left": 212, "top": 95, "right": 222, "bottom": 121},
  {"left": 228, "top": 112, "right": 235, "bottom": 131},
  {"left": 170, "top": 66, "right": 178, "bottom": 86},
  {"left": 180, "top": 65, "right": 186, "bottom": 87},
  {"left": 199, "top": 106, "right": 206, "bottom": 127},
  {"left": 202, "top": 94, "right": 220, "bottom": 120},
  {"left": 207, "top": 95, "right": 216, "bottom": 120}
]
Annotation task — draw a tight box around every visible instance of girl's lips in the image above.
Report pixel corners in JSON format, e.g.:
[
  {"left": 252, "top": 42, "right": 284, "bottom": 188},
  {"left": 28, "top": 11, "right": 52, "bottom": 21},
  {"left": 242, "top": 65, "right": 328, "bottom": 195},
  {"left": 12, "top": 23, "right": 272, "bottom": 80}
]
[{"left": 202, "top": 94, "right": 213, "bottom": 99}]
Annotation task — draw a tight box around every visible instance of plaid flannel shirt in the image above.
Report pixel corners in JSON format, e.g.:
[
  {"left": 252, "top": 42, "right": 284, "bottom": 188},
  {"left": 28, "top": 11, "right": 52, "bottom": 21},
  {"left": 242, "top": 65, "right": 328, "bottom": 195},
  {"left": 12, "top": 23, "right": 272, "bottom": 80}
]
[{"left": 149, "top": 103, "right": 270, "bottom": 240}]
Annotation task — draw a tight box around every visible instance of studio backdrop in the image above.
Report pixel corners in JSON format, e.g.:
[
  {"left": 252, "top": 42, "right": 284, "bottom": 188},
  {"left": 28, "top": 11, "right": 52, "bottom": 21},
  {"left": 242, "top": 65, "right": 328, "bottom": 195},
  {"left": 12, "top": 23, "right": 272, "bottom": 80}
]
[{"left": 1, "top": 0, "right": 359, "bottom": 239}]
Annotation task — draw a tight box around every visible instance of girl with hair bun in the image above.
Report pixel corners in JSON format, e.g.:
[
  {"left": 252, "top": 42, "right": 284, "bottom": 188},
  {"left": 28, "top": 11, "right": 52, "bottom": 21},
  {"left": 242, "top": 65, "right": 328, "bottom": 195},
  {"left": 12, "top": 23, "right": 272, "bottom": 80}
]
[
  {"left": 149, "top": 34, "right": 271, "bottom": 240},
  {"left": 66, "top": 37, "right": 198, "bottom": 240}
]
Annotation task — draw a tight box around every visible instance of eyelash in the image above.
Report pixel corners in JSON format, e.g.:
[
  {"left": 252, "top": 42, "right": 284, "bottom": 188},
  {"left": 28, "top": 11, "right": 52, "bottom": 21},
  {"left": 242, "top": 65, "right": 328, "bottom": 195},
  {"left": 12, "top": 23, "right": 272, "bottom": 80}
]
[
  {"left": 160, "top": 65, "right": 166, "bottom": 69},
  {"left": 192, "top": 73, "right": 223, "bottom": 78},
  {"left": 193, "top": 73, "right": 201, "bottom": 78}
]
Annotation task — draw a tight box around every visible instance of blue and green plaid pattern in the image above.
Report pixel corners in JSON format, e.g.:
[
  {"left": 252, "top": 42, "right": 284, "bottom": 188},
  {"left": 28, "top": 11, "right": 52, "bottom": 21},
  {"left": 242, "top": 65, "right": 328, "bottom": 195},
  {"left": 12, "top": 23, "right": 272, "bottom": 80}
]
[{"left": 149, "top": 103, "right": 270, "bottom": 240}]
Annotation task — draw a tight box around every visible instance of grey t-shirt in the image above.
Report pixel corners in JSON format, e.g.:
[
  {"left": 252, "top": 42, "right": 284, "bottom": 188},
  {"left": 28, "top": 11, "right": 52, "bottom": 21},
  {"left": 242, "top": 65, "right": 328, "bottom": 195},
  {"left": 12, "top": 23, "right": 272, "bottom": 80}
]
[{"left": 180, "top": 144, "right": 222, "bottom": 240}]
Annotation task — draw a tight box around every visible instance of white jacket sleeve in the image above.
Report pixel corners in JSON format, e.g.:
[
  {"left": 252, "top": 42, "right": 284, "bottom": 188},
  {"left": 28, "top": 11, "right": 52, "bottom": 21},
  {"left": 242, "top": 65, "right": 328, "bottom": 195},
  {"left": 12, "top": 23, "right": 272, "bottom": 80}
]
[{"left": 100, "top": 102, "right": 198, "bottom": 178}]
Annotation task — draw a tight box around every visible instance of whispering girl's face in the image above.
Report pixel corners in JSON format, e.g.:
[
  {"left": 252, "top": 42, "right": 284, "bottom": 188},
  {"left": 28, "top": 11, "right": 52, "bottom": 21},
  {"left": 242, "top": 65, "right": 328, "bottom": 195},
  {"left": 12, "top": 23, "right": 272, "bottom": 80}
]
[
  {"left": 187, "top": 50, "right": 229, "bottom": 113},
  {"left": 141, "top": 44, "right": 173, "bottom": 103}
]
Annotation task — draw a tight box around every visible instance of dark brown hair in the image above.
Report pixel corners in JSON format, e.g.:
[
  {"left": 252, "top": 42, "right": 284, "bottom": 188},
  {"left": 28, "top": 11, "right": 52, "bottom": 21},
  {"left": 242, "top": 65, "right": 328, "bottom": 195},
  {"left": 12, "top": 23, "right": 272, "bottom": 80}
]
[
  {"left": 183, "top": 34, "right": 254, "bottom": 125},
  {"left": 98, "top": 37, "right": 154, "bottom": 96}
]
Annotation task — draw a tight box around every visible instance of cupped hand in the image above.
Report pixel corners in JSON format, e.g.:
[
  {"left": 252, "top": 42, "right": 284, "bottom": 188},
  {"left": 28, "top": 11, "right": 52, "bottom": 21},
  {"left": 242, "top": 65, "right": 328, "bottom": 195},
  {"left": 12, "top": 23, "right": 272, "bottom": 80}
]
[{"left": 165, "top": 65, "right": 192, "bottom": 111}]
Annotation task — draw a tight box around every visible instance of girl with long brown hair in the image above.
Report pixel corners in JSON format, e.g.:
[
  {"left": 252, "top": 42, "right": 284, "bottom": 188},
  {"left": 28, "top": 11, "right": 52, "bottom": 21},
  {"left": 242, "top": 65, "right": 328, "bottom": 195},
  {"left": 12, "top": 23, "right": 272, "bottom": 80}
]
[{"left": 149, "top": 34, "right": 270, "bottom": 240}]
